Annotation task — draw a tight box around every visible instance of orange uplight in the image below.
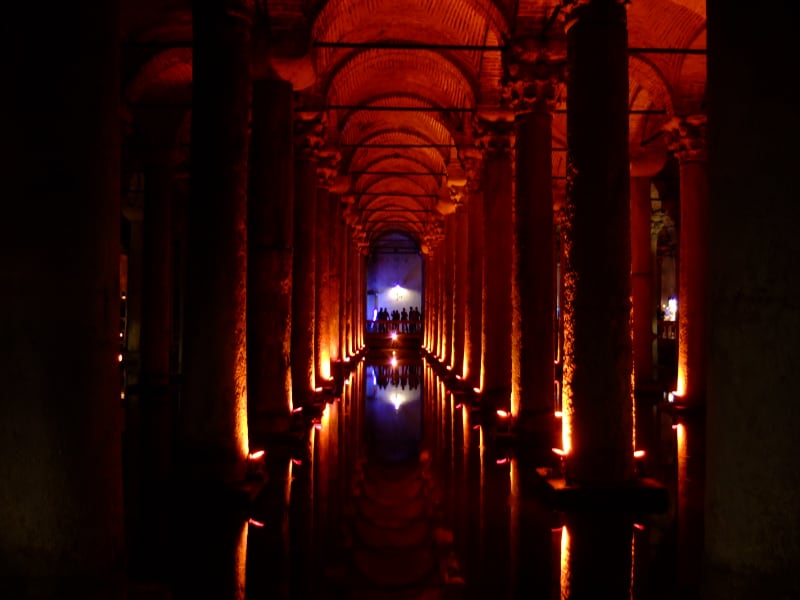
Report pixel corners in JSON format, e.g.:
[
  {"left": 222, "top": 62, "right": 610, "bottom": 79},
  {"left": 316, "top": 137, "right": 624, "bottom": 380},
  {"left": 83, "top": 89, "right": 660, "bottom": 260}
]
[
  {"left": 292, "top": 406, "right": 304, "bottom": 413},
  {"left": 633, "top": 450, "right": 646, "bottom": 458},
  {"left": 291, "top": 458, "right": 302, "bottom": 465},
  {"left": 552, "top": 447, "right": 567, "bottom": 456},
  {"left": 472, "top": 387, "right": 481, "bottom": 394},
  {"left": 554, "top": 410, "right": 563, "bottom": 418},
  {"left": 454, "top": 403, "right": 463, "bottom": 409},
  {"left": 633, "top": 523, "right": 645, "bottom": 531},
  {"left": 248, "top": 518, "right": 265, "bottom": 528},
  {"left": 496, "top": 457, "right": 509, "bottom": 465},
  {"left": 496, "top": 409, "right": 510, "bottom": 418},
  {"left": 248, "top": 450, "right": 265, "bottom": 460},
  {"left": 118, "top": 353, "right": 123, "bottom": 363}
]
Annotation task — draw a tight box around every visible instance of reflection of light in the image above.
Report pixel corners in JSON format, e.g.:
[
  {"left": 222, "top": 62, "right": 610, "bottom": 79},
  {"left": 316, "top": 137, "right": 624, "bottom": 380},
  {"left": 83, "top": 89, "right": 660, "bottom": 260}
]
[
  {"left": 248, "top": 450, "right": 265, "bottom": 460},
  {"left": 496, "top": 409, "right": 510, "bottom": 418},
  {"left": 554, "top": 411, "right": 563, "bottom": 418},
  {"left": 552, "top": 448, "right": 567, "bottom": 456},
  {"left": 291, "top": 458, "right": 303, "bottom": 465},
  {"left": 292, "top": 406, "right": 303, "bottom": 413},
  {"left": 496, "top": 457, "right": 509, "bottom": 465},
  {"left": 248, "top": 518, "right": 265, "bottom": 527},
  {"left": 118, "top": 353, "right": 123, "bottom": 363},
  {"left": 633, "top": 522, "right": 645, "bottom": 531},
  {"left": 473, "top": 387, "right": 481, "bottom": 394},
  {"left": 455, "top": 403, "right": 463, "bottom": 409},
  {"left": 391, "top": 332, "right": 397, "bottom": 340},
  {"left": 560, "top": 525, "right": 571, "bottom": 599},
  {"left": 633, "top": 450, "right": 646, "bottom": 458},
  {"left": 315, "top": 386, "right": 323, "bottom": 393},
  {"left": 235, "top": 519, "right": 248, "bottom": 600},
  {"left": 391, "top": 357, "right": 397, "bottom": 367},
  {"left": 390, "top": 392, "right": 403, "bottom": 410}
]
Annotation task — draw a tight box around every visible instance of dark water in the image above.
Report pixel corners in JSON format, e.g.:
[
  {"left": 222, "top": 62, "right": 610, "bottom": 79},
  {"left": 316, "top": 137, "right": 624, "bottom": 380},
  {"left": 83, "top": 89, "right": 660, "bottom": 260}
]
[{"left": 127, "top": 357, "right": 702, "bottom": 599}]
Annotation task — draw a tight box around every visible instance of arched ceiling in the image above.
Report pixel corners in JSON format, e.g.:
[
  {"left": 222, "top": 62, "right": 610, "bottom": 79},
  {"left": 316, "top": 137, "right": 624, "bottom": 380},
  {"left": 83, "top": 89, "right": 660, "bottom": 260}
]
[{"left": 121, "top": 0, "right": 708, "bottom": 255}]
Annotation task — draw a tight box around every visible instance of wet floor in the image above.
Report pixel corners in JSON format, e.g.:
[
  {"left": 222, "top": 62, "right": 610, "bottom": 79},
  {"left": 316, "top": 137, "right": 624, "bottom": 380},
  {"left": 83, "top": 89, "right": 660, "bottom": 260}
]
[{"left": 126, "top": 356, "right": 703, "bottom": 599}]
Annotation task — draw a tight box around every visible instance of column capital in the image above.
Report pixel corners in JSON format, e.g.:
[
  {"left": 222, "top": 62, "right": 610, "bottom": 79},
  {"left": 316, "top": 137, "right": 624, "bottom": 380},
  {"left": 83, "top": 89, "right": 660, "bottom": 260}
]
[
  {"left": 473, "top": 116, "right": 515, "bottom": 157},
  {"left": 502, "top": 41, "right": 565, "bottom": 115},
  {"left": 294, "top": 111, "right": 326, "bottom": 157},
  {"left": 315, "top": 148, "right": 342, "bottom": 189},
  {"left": 447, "top": 181, "right": 468, "bottom": 208},
  {"left": 560, "top": 0, "right": 629, "bottom": 27},
  {"left": 663, "top": 114, "right": 707, "bottom": 163},
  {"left": 459, "top": 145, "right": 484, "bottom": 192}
]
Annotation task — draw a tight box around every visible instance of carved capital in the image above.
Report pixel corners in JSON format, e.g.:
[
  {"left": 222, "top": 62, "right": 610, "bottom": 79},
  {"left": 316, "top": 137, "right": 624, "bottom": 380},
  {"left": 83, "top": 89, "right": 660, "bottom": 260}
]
[
  {"left": 663, "top": 114, "right": 707, "bottom": 163},
  {"left": 503, "top": 42, "right": 564, "bottom": 115},
  {"left": 459, "top": 145, "right": 484, "bottom": 192},
  {"left": 314, "top": 149, "right": 341, "bottom": 188},
  {"left": 294, "top": 112, "right": 326, "bottom": 157},
  {"left": 473, "top": 117, "right": 515, "bottom": 157},
  {"left": 560, "top": 0, "right": 629, "bottom": 27},
  {"left": 447, "top": 181, "right": 467, "bottom": 207}
]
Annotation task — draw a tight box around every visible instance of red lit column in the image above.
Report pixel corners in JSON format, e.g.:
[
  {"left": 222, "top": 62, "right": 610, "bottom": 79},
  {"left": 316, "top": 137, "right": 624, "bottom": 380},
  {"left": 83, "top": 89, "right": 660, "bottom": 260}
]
[
  {"left": 442, "top": 221, "right": 455, "bottom": 367},
  {"left": 181, "top": 0, "right": 252, "bottom": 484},
  {"left": 314, "top": 151, "right": 341, "bottom": 385},
  {"left": 507, "top": 55, "right": 561, "bottom": 442},
  {"left": 1, "top": 2, "right": 124, "bottom": 593},
  {"left": 247, "top": 77, "right": 294, "bottom": 436},
  {"left": 292, "top": 116, "right": 323, "bottom": 407},
  {"left": 561, "top": 0, "right": 634, "bottom": 483},
  {"left": 664, "top": 116, "right": 707, "bottom": 406},
  {"left": 630, "top": 175, "right": 656, "bottom": 389},
  {"left": 327, "top": 197, "right": 343, "bottom": 364},
  {"left": 478, "top": 119, "right": 514, "bottom": 412},
  {"left": 463, "top": 149, "right": 485, "bottom": 389},
  {"left": 452, "top": 197, "right": 469, "bottom": 376}
]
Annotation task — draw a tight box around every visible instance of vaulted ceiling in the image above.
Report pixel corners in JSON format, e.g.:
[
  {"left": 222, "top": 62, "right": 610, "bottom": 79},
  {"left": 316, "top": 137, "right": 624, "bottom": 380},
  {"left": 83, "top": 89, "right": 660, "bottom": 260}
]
[{"left": 122, "top": 0, "right": 706, "bottom": 252}]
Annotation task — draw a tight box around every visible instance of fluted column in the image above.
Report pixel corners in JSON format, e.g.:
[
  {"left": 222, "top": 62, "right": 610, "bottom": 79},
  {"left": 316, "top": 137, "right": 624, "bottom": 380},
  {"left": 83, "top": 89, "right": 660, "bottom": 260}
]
[
  {"left": 560, "top": 0, "right": 634, "bottom": 483},
  {"left": 0, "top": 1, "right": 123, "bottom": 593},
  {"left": 292, "top": 115, "right": 322, "bottom": 407},
  {"left": 506, "top": 51, "right": 561, "bottom": 442},
  {"left": 664, "top": 116, "right": 708, "bottom": 406},
  {"left": 462, "top": 148, "right": 484, "bottom": 388},
  {"left": 247, "top": 77, "right": 294, "bottom": 436},
  {"left": 478, "top": 119, "right": 514, "bottom": 412},
  {"left": 181, "top": 0, "right": 252, "bottom": 483}
]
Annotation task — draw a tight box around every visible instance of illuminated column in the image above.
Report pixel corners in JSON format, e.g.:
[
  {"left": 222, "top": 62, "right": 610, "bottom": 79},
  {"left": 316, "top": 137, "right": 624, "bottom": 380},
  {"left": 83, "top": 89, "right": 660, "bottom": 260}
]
[
  {"left": 314, "top": 151, "right": 341, "bottom": 384},
  {"left": 561, "top": 0, "right": 634, "bottom": 483},
  {"left": 705, "top": 3, "right": 800, "bottom": 594},
  {"left": 664, "top": 116, "right": 707, "bottom": 406},
  {"left": 181, "top": 0, "right": 252, "bottom": 483},
  {"left": 442, "top": 221, "right": 455, "bottom": 367},
  {"left": 630, "top": 175, "right": 656, "bottom": 389},
  {"left": 463, "top": 149, "right": 485, "bottom": 388},
  {"left": 452, "top": 197, "right": 469, "bottom": 376},
  {"left": 0, "top": 1, "right": 123, "bottom": 592},
  {"left": 478, "top": 118, "right": 514, "bottom": 411},
  {"left": 247, "top": 77, "right": 294, "bottom": 434},
  {"left": 327, "top": 198, "right": 343, "bottom": 363},
  {"left": 506, "top": 52, "right": 561, "bottom": 441},
  {"left": 291, "top": 115, "right": 322, "bottom": 407}
]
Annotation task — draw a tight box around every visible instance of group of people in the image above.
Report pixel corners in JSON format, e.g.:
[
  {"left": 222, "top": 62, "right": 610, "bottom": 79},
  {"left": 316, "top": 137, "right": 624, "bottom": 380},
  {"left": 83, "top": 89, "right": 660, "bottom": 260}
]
[{"left": 375, "top": 306, "right": 422, "bottom": 333}]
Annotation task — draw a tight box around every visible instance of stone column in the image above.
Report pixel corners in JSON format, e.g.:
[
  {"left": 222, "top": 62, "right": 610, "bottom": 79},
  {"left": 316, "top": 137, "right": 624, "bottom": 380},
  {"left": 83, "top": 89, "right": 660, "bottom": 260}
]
[
  {"left": 462, "top": 149, "right": 485, "bottom": 389},
  {"left": 478, "top": 118, "right": 514, "bottom": 412},
  {"left": 442, "top": 222, "right": 455, "bottom": 367},
  {"left": 561, "top": 0, "right": 634, "bottom": 483},
  {"left": 328, "top": 198, "right": 343, "bottom": 364},
  {"left": 247, "top": 77, "right": 294, "bottom": 437},
  {"left": 0, "top": 2, "right": 124, "bottom": 594},
  {"left": 452, "top": 196, "right": 469, "bottom": 376},
  {"left": 664, "top": 116, "right": 708, "bottom": 406},
  {"left": 181, "top": 0, "right": 252, "bottom": 484},
  {"left": 291, "top": 115, "right": 322, "bottom": 407},
  {"left": 630, "top": 175, "right": 656, "bottom": 389},
  {"left": 705, "top": 2, "right": 800, "bottom": 595},
  {"left": 506, "top": 52, "right": 561, "bottom": 444},
  {"left": 314, "top": 151, "right": 341, "bottom": 385}
]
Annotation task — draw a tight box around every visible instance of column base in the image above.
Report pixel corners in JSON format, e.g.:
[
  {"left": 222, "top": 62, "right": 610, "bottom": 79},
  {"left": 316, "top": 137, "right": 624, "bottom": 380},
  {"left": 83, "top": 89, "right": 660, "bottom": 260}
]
[{"left": 532, "top": 469, "right": 668, "bottom": 513}]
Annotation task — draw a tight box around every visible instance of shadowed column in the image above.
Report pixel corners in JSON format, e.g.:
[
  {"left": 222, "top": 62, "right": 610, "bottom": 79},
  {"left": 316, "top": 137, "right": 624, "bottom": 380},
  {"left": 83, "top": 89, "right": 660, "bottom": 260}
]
[
  {"left": 247, "top": 77, "right": 294, "bottom": 437},
  {"left": 462, "top": 149, "right": 485, "bottom": 389},
  {"left": 560, "top": 0, "right": 634, "bottom": 483},
  {"left": 181, "top": 0, "right": 252, "bottom": 484}
]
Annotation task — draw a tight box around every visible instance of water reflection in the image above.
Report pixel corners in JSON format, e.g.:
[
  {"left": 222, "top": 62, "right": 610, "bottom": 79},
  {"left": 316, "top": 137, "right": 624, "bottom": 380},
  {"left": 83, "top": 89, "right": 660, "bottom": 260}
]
[{"left": 138, "top": 356, "right": 701, "bottom": 599}]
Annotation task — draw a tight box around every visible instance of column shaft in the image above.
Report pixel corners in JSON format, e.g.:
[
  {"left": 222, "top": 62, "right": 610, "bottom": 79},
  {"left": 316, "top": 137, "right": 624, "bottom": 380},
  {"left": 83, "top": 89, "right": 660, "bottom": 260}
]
[
  {"left": 630, "top": 176, "right": 655, "bottom": 387},
  {"left": 248, "top": 78, "right": 294, "bottom": 435},
  {"left": 514, "top": 110, "right": 556, "bottom": 438},
  {"left": 453, "top": 208, "right": 468, "bottom": 376},
  {"left": 182, "top": 0, "right": 252, "bottom": 482},
  {"left": 465, "top": 187, "right": 484, "bottom": 388},
  {"left": 562, "top": 0, "right": 634, "bottom": 483}
]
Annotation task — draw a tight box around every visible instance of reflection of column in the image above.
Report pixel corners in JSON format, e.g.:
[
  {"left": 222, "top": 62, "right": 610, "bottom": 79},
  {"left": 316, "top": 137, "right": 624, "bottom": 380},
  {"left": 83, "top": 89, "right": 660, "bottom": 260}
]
[
  {"left": 664, "top": 116, "right": 707, "bottom": 406},
  {"left": 705, "top": 4, "right": 800, "bottom": 594},
  {"left": 182, "top": 0, "right": 252, "bottom": 483},
  {"left": 561, "top": 0, "right": 633, "bottom": 483},
  {"left": 463, "top": 149, "right": 484, "bottom": 388},
  {"left": 292, "top": 116, "right": 322, "bottom": 407},
  {"left": 507, "top": 53, "right": 560, "bottom": 442},
  {"left": 479, "top": 119, "right": 514, "bottom": 410},
  {"left": 248, "top": 78, "right": 294, "bottom": 434},
  {"left": 630, "top": 175, "right": 655, "bottom": 388},
  {"left": 1, "top": 1, "right": 124, "bottom": 590}
]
